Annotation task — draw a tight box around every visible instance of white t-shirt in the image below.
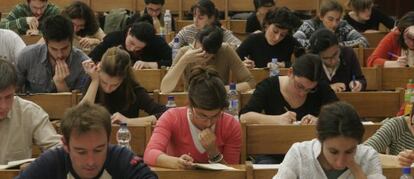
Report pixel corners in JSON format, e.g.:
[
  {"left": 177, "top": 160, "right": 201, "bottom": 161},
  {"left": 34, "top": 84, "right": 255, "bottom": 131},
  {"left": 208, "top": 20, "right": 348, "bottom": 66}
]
[
  {"left": 0, "top": 29, "right": 26, "bottom": 65},
  {"left": 274, "top": 139, "right": 385, "bottom": 179}
]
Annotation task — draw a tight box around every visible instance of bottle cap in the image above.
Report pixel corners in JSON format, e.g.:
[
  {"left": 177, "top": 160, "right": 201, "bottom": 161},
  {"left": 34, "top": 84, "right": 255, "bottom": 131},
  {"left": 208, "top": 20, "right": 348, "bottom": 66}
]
[
  {"left": 174, "top": 37, "right": 179, "bottom": 43},
  {"left": 120, "top": 122, "right": 127, "bottom": 127},
  {"left": 272, "top": 58, "right": 278, "bottom": 63},
  {"left": 166, "top": 9, "right": 170, "bottom": 14},
  {"left": 229, "top": 83, "right": 236, "bottom": 90},
  {"left": 168, "top": 96, "right": 175, "bottom": 101},
  {"left": 403, "top": 167, "right": 411, "bottom": 174}
]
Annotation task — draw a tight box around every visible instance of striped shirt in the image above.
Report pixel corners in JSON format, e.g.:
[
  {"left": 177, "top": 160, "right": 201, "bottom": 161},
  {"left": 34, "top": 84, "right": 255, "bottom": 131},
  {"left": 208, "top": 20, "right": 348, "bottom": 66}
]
[
  {"left": 0, "top": 3, "right": 60, "bottom": 35},
  {"left": 293, "top": 19, "right": 369, "bottom": 48},
  {"left": 364, "top": 116, "right": 414, "bottom": 155},
  {"left": 169, "top": 24, "right": 241, "bottom": 48}
]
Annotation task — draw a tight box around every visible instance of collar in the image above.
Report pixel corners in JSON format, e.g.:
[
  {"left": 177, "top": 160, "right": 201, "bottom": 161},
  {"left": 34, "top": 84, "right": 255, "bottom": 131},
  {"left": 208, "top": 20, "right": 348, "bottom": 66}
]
[
  {"left": 322, "top": 63, "right": 339, "bottom": 81},
  {"left": 312, "top": 139, "right": 323, "bottom": 158}
]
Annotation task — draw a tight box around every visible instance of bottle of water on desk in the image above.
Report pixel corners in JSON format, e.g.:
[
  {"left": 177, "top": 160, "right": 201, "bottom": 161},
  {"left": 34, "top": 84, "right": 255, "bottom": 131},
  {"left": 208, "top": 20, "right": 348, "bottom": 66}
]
[
  {"left": 400, "top": 167, "right": 413, "bottom": 179},
  {"left": 164, "top": 9, "right": 172, "bottom": 35},
  {"left": 171, "top": 37, "right": 180, "bottom": 60},
  {"left": 166, "top": 95, "right": 177, "bottom": 108},
  {"left": 116, "top": 123, "right": 131, "bottom": 149},
  {"left": 269, "top": 58, "right": 279, "bottom": 77},
  {"left": 227, "top": 83, "right": 239, "bottom": 121}
]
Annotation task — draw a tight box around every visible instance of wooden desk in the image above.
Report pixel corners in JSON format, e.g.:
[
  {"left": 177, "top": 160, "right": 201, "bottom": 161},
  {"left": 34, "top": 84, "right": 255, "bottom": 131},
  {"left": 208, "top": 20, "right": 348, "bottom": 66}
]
[
  {"left": 110, "top": 123, "right": 152, "bottom": 156},
  {"left": 0, "top": 170, "right": 19, "bottom": 179},
  {"left": 151, "top": 165, "right": 247, "bottom": 179}
]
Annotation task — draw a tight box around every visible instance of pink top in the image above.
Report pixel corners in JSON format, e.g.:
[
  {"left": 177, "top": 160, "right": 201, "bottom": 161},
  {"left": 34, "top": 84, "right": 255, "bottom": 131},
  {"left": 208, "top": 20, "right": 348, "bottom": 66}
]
[
  {"left": 367, "top": 30, "right": 402, "bottom": 67},
  {"left": 144, "top": 107, "right": 242, "bottom": 165}
]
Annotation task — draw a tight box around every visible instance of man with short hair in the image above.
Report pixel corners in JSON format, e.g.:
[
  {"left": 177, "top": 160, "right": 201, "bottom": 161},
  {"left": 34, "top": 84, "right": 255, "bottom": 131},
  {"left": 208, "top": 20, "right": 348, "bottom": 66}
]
[
  {"left": 0, "top": 0, "right": 60, "bottom": 35},
  {"left": 0, "top": 29, "right": 26, "bottom": 65},
  {"left": 17, "top": 102, "right": 158, "bottom": 179},
  {"left": 16, "top": 15, "right": 89, "bottom": 93},
  {"left": 0, "top": 59, "right": 61, "bottom": 165},
  {"left": 89, "top": 21, "right": 172, "bottom": 69},
  {"left": 141, "top": 0, "right": 176, "bottom": 33}
]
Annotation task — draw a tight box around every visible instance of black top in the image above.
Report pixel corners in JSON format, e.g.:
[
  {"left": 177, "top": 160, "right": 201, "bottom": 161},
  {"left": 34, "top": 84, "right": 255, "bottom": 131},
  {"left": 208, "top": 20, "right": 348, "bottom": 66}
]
[
  {"left": 142, "top": 9, "right": 176, "bottom": 32},
  {"left": 89, "top": 30, "right": 172, "bottom": 67},
  {"left": 320, "top": 47, "right": 367, "bottom": 91},
  {"left": 246, "top": 13, "right": 262, "bottom": 33},
  {"left": 83, "top": 79, "right": 167, "bottom": 118},
  {"left": 236, "top": 32, "right": 297, "bottom": 68},
  {"left": 343, "top": 8, "right": 395, "bottom": 32},
  {"left": 240, "top": 76, "right": 338, "bottom": 121},
  {"left": 16, "top": 145, "right": 158, "bottom": 179}
]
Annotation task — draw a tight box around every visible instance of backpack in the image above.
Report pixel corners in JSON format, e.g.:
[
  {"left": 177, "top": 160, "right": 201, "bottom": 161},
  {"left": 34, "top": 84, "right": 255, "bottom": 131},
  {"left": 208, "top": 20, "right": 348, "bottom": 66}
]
[{"left": 104, "top": 8, "right": 131, "bottom": 34}]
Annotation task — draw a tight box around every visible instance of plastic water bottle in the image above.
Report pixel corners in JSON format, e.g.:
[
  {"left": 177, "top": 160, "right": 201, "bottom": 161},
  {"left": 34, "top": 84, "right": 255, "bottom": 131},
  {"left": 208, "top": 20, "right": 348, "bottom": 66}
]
[
  {"left": 171, "top": 37, "right": 180, "bottom": 60},
  {"left": 164, "top": 9, "right": 172, "bottom": 35},
  {"left": 116, "top": 123, "right": 131, "bottom": 149},
  {"left": 269, "top": 58, "right": 279, "bottom": 77},
  {"left": 227, "top": 83, "right": 239, "bottom": 121},
  {"left": 166, "top": 95, "right": 177, "bottom": 108},
  {"left": 400, "top": 167, "right": 413, "bottom": 179}
]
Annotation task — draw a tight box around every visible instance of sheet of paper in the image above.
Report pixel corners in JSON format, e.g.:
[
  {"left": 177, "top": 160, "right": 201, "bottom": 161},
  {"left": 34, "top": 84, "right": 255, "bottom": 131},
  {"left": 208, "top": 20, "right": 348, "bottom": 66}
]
[
  {"left": 252, "top": 164, "right": 280, "bottom": 170},
  {"left": 0, "top": 158, "right": 35, "bottom": 170},
  {"left": 194, "top": 163, "right": 239, "bottom": 171}
]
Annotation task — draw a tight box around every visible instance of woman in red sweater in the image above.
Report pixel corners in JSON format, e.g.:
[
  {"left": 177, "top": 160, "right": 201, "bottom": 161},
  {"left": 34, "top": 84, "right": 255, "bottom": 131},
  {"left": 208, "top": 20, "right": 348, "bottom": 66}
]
[
  {"left": 144, "top": 66, "right": 242, "bottom": 169},
  {"left": 367, "top": 11, "right": 414, "bottom": 67}
]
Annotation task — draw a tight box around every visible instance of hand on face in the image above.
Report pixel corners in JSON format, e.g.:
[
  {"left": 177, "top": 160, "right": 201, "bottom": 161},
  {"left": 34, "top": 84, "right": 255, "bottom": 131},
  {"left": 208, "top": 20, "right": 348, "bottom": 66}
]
[
  {"left": 111, "top": 112, "right": 129, "bottom": 124},
  {"left": 349, "top": 80, "right": 362, "bottom": 92},
  {"left": 53, "top": 60, "right": 70, "bottom": 83},
  {"left": 199, "top": 128, "right": 217, "bottom": 152},
  {"left": 174, "top": 154, "right": 194, "bottom": 169},
  {"left": 398, "top": 149, "right": 414, "bottom": 167},
  {"left": 330, "top": 83, "right": 346, "bottom": 92},
  {"left": 82, "top": 60, "right": 99, "bottom": 80}
]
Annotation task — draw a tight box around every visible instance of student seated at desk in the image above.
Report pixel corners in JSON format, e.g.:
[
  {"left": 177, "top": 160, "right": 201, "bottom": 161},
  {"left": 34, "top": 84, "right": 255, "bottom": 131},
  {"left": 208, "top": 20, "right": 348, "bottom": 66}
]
[
  {"left": 245, "top": 0, "right": 275, "bottom": 33},
  {"left": 161, "top": 25, "right": 255, "bottom": 93},
  {"left": 89, "top": 22, "right": 172, "bottom": 69},
  {"left": 237, "top": 7, "right": 302, "bottom": 69},
  {"left": 140, "top": 0, "right": 176, "bottom": 34},
  {"left": 0, "top": 29, "right": 26, "bottom": 65},
  {"left": 367, "top": 11, "right": 414, "bottom": 67},
  {"left": 0, "top": 59, "right": 61, "bottom": 165},
  {"left": 16, "top": 102, "right": 158, "bottom": 179},
  {"left": 309, "top": 28, "right": 366, "bottom": 92},
  {"left": 364, "top": 115, "right": 414, "bottom": 167},
  {"left": 274, "top": 101, "right": 385, "bottom": 179},
  {"left": 144, "top": 66, "right": 242, "bottom": 169},
  {"left": 81, "top": 47, "right": 167, "bottom": 125},
  {"left": 293, "top": 0, "right": 368, "bottom": 48},
  {"left": 169, "top": 0, "right": 241, "bottom": 48}
]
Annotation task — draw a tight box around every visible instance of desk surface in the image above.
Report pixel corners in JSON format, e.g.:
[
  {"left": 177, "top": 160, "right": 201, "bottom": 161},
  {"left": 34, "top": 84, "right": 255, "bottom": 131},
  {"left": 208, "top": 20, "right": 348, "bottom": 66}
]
[{"left": 151, "top": 165, "right": 247, "bottom": 179}]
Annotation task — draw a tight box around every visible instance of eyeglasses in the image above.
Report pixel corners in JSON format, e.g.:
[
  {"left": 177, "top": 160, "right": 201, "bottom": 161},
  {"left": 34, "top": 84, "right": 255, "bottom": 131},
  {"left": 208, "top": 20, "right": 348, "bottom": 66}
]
[
  {"left": 292, "top": 76, "right": 317, "bottom": 93},
  {"left": 191, "top": 107, "right": 223, "bottom": 121}
]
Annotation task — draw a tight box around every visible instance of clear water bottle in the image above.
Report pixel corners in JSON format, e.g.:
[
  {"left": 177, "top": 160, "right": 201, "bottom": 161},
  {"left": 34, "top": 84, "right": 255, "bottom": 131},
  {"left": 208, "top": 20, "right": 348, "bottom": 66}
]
[
  {"left": 164, "top": 9, "right": 172, "bottom": 35},
  {"left": 116, "top": 123, "right": 131, "bottom": 149},
  {"left": 166, "top": 95, "right": 177, "bottom": 108},
  {"left": 227, "top": 83, "right": 239, "bottom": 121},
  {"left": 401, "top": 167, "right": 413, "bottom": 179},
  {"left": 269, "top": 58, "right": 279, "bottom": 77},
  {"left": 171, "top": 37, "right": 180, "bottom": 60}
]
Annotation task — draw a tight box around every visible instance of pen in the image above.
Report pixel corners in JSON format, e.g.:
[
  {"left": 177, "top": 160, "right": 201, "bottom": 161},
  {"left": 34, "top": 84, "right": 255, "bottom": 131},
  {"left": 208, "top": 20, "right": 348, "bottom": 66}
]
[
  {"left": 352, "top": 75, "right": 356, "bottom": 87},
  {"left": 387, "top": 52, "right": 400, "bottom": 59}
]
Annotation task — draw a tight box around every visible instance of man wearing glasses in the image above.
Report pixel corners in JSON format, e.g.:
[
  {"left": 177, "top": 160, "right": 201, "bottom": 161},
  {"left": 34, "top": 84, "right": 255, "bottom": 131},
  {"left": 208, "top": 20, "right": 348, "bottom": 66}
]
[
  {"left": 0, "top": 0, "right": 60, "bottom": 35},
  {"left": 141, "top": 0, "right": 176, "bottom": 34}
]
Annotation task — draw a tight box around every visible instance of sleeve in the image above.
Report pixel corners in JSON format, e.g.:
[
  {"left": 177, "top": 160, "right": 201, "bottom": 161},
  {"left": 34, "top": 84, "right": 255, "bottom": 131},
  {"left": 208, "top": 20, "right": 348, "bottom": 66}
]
[
  {"left": 0, "top": 5, "right": 29, "bottom": 34},
  {"left": 364, "top": 147, "right": 387, "bottom": 179},
  {"left": 223, "top": 29, "right": 241, "bottom": 47},
  {"left": 340, "top": 23, "right": 369, "bottom": 47},
  {"left": 245, "top": 15, "right": 257, "bottom": 33},
  {"left": 363, "top": 118, "right": 399, "bottom": 153},
  {"left": 227, "top": 45, "right": 256, "bottom": 88},
  {"left": 88, "top": 32, "right": 119, "bottom": 62},
  {"left": 143, "top": 110, "right": 175, "bottom": 165},
  {"left": 11, "top": 32, "right": 26, "bottom": 64},
  {"left": 92, "top": 28, "right": 106, "bottom": 40},
  {"left": 108, "top": 147, "right": 158, "bottom": 179},
  {"left": 31, "top": 105, "right": 62, "bottom": 150},
  {"left": 239, "top": 78, "right": 271, "bottom": 115},
  {"left": 293, "top": 21, "right": 313, "bottom": 48},
  {"left": 169, "top": 27, "right": 187, "bottom": 47},
  {"left": 319, "top": 82, "right": 339, "bottom": 104},
  {"left": 15, "top": 149, "right": 61, "bottom": 179},
  {"left": 367, "top": 31, "right": 399, "bottom": 67},
  {"left": 135, "top": 86, "right": 167, "bottom": 119},
  {"left": 222, "top": 118, "right": 242, "bottom": 164},
  {"left": 16, "top": 49, "right": 29, "bottom": 90},
  {"left": 273, "top": 143, "right": 300, "bottom": 179},
  {"left": 236, "top": 35, "right": 253, "bottom": 60},
  {"left": 374, "top": 8, "right": 395, "bottom": 30},
  {"left": 348, "top": 48, "right": 367, "bottom": 90},
  {"left": 154, "top": 38, "right": 172, "bottom": 67}
]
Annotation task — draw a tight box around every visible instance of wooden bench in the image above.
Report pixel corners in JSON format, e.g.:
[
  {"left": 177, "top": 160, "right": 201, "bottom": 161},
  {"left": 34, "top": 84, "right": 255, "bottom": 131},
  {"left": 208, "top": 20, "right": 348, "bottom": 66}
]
[
  {"left": 155, "top": 91, "right": 188, "bottom": 107},
  {"left": 89, "top": 0, "right": 135, "bottom": 12},
  {"left": 363, "top": 31, "right": 388, "bottom": 48},
  {"left": 240, "top": 123, "right": 381, "bottom": 162},
  {"left": 151, "top": 165, "right": 247, "bottom": 179},
  {"left": 20, "top": 35, "right": 41, "bottom": 45},
  {"left": 132, "top": 69, "right": 166, "bottom": 92}
]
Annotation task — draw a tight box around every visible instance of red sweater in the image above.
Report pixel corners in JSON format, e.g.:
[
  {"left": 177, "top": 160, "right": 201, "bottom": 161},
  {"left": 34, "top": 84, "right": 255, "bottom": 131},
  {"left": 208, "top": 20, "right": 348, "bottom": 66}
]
[
  {"left": 367, "top": 30, "right": 402, "bottom": 67},
  {"left": 144, "top": 107, "right": 242, "bottom": 166}
]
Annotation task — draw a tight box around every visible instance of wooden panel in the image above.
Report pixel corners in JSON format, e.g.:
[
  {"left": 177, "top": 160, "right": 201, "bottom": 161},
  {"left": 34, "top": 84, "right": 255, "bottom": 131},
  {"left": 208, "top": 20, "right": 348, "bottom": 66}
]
[
  {"left": 382, "top": 67, "right": 414, "bottom": 90},
  {"left": 277, "top": 0, "right": 319, "bottom": 12},
  {"left": 20, "top": 35, "right": 42, "bottom": 45},
  {"left": 0, "top": 170, "right": 19, "bottom": 179},
  {"left": 228, "top": 0, "right": 254, "bottom": 12},
  {"left": 90, "top": 0, "right": 135, "bottom": 12},
  {"left": 152, "top": 165, "right": 246, "bottom": 179},
  {"left": 0, "top": 0, "right": 22, "bottom": 14},
  {"left": 157, "top": 92, "right": 188, "bottom": 107},
  {"left": 363, "top": 31, "right": 388, "bottom": 48},
  {"left": 110, "top": 124, "right": 151, "bottom": 156},
  {"left": 182, "top": 0, "right": 226, "bottom": 12},
  {"left": 229, "top": 20, "right": 246, "bottom": 34},
  {"left": 337, "top": 90, "right": 404, "bottom": 118},
  {"left": 19, "top": 92, "right": 80, "bottom": 120},
  {"left": 362, "top": 48, "right": 375, "bottom": 67},
  {"left": 132, "top": 69, "right": 164, "bottom": 92},
  {"left": 362, "top": 67, "right": 381, "bottom": 91}
]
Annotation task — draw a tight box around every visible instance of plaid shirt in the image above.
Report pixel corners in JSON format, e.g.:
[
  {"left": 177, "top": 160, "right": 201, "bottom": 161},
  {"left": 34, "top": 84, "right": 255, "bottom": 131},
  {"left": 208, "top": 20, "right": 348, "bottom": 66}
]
[{"left": 0, "top": 3, "right": 60, "bottom": 35}]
